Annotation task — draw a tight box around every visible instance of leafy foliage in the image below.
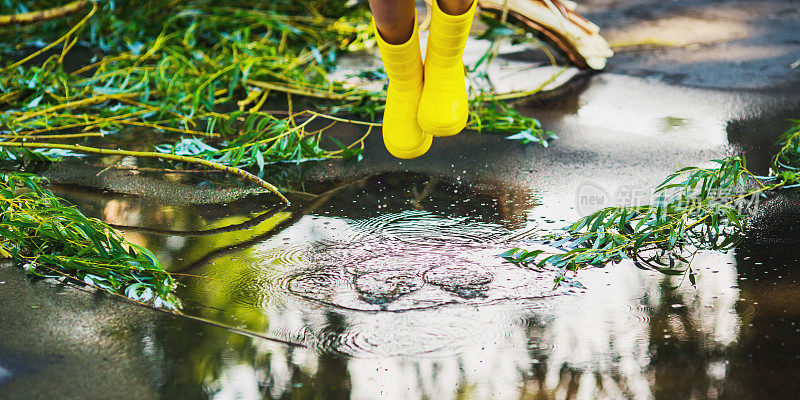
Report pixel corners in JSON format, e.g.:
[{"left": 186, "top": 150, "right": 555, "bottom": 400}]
[
  {"left": 771, "top": 119, "right": 800, "bottom": 186},
  {"left": 466, "top": 15, "right": 559, "bottom": 146},
  {"left": 0, "top": 147, "right": 58, "bottom": 164},
  {"left": 503, "top": 120, "right": 800, "bottom": 287},
  {"left": 1, "top": 0, "right": 557, "bottom": 172},
  {"left": 1, "top": 0, "right": 376, "bottom": 169},
  {"left": 470, "top": 95, "right": 558, "bottom": 147},
  {"left": 0, "top": 172, "right": 180, "bottom": 308}
]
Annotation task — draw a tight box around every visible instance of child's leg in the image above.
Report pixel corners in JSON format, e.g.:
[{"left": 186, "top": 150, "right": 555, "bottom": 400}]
[
  {"left": 368, "top": 0, "right": 474, "bottom": 44},
  {"left": 438, "top": 0, "right": 474, "bottom": 15},
  {"left": 370, "top": 0, "right": 432, "bottom": 158},
  {"left": 368, "top": 0, "right": 416, "bottom": 45}
]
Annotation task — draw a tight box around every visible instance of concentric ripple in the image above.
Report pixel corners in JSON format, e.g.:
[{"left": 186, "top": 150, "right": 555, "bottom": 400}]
[
  {"left": 347, "top": 210, "right": 510, "bottom": 246},
  {"left": 259, "top": 244, "right": 307, "bottom": 266},
  {"left": 353, "top": 270, "right": 425, "bottom": 305},
  {"left": 193, "top": 210, "right": 574, "bottom": 356},
  {"left": 308, "top": 306, "right": 522, "bottom": 357},
  {"left": 627, "top": 304, "right": 653, "bottom": 324},
  {"left": 423, "top": 267, "right": 493, "bottom": 299},
  {"left": 266, "top": 212, "right": 565, "bottom": 315}
]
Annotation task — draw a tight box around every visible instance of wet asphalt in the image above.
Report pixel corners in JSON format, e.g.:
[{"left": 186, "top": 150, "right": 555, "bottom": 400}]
[{"left": 2, "top": 0, "right": 800, "bottom": 398}]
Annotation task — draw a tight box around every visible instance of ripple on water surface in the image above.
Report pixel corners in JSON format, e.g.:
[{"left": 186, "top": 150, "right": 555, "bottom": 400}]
[
  {"left": 269, "top": 211, "right": 565, "bottom": 313},
  {"left": 183, "top": 208, "right": 573, "bottom": 357},
  {"left": 228, "top": 210, "right": 573, "bottom": 356},
  {"left": 173, "top": 203, "right": 580, "bottom": 357},
  {"left": 347, "top": 210, "right": 510, "bottom": 245}
]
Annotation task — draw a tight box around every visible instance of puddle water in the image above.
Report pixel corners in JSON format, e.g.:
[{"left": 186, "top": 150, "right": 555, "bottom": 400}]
[
  {"left": 4, "top": 6, "right": 800, "bottom": 394},
  {"left": 8, "top": 53, "right": 797, "bottom": 397},
  {"left": 46, "top": 166, "right": 771, "bottom": 399}
]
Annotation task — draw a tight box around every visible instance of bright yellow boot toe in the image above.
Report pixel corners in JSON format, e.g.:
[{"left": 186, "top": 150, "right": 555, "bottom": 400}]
[
  {"left": 417, "top": 0, "right": 476, "bottom": 137},
  {"left": 375, "top": 16, "right": 432, "bottom": 159}
]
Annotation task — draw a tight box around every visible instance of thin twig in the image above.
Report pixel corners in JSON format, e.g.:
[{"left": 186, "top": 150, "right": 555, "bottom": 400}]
[
  {"left": 0, "top": 141, "right": 289, "bottom": 204},
  {"left": 0, "top": 0, "right": 89, "bottom": 26},
  {"left": 0, "top": 1, "right": 97, "bottom": 73}
]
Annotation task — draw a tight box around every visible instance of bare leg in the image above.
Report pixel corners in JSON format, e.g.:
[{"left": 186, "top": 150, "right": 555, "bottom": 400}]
[
  {"left": 437, "top": 0, "right": 474, "bottom": 15},
  {"left": 368, "top": 0, "right": 416, "bottom": 45}
]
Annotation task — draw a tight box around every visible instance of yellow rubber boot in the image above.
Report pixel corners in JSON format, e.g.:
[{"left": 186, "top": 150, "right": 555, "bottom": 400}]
[
  {"left": 375, "top": 17, "right": 433, "bottom": 159},
  {"left": 418, "top": 0, "right": 476, "bottom": 137}
]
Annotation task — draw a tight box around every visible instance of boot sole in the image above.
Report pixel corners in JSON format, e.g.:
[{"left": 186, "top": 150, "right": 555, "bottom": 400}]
[
  {"left": 384, "top": 133, "right": 434, "bottom": 159},
  {"left": 419, "top": 111, "right": 469, "bottom": 137}
]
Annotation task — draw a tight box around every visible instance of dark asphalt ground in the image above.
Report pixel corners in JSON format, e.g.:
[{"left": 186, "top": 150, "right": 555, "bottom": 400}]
[{"left": 1, "top": 0, "right": 799, "bottom": 398}]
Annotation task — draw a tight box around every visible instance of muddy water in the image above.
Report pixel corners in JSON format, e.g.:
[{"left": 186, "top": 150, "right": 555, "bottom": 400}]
[{"left": 44, "top": 166, "right": 777, "bottom": 399}]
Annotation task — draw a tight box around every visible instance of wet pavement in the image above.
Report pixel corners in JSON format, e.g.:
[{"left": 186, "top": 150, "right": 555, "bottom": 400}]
[{"left": 2, "top": 0, "right": 800, "bottom": 399}]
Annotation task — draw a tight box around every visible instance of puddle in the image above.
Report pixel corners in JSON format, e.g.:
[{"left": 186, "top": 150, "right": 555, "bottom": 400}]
[
  {"left": 4, "top": 46, "right": 799, "bottom": 398},
  {"left": 3, "top": 1, "right": 800, "bottom": 395},
  {"left": 45, "top": 167, "right": 756, "bottom": 398},
  {"left": 23, "top": 71, "right": 800, "bottom": 397}
]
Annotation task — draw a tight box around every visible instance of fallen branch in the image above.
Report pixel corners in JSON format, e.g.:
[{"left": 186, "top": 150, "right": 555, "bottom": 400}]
[
  {"left": 0, "top": 141, "right": 290, "bottom": 204},
  {"left": 478, "top": 0, "right": 613, "bottom": 70},
  {"left": 0, "top": 0, "right": 89, "bottom": 26},
  {"left": 0, "top": 1, "right": 96, "bottom": 74}
]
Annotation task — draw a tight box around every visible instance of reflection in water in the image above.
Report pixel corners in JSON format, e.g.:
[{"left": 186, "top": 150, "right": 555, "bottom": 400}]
[
  {"left": 266, "top": 211, "right": 563, "bottom": 316},
  {"left": 726, "top": 101, "right": 800, "bottom": 175},
  {"left": 54, "top": 171, "right": 746, "bottom": 399}
]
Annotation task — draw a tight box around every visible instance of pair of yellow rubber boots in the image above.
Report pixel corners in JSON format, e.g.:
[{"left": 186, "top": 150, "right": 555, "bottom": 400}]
[{"left": 376, "top": 0, "right": 476, "bottom": 159}]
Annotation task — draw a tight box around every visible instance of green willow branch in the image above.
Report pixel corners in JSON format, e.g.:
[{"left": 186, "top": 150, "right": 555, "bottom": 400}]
[
  {"left": 502, "top": 120, "right": 800, "bottom": 287},
  {"left": 0, "top": 141, "right": 289, "bottom": 204},
  {"left": 0, "top": 0, "right": 89, "bottom": 26},
  {"left": 1, "top": 0, "right": 562, "bottom": 168},
  {"left": 0, "top": 171, "right": 179, "bottom": 309},
  {"left": 0, "top": 1, "right": 97, "bottom": 74}
]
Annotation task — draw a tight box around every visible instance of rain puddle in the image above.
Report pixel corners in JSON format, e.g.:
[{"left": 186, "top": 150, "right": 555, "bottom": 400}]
[
  {"left": 15, "top": 68, "right": 798, "bottom": 399},
  {"left": 45, "top": 164, "right": 756, "bottom": 398}
]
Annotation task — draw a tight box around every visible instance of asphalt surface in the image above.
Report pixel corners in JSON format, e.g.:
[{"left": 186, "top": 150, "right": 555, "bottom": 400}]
[{"left": 1, "top": 0, "right": 800, "bottom": 398}]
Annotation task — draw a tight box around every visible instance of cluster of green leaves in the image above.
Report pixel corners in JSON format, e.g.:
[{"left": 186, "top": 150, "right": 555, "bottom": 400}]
[
  {"left": 769, "top": 119, "right": 800, "bottom": 186},
  {"left": 466, "top": 15, "right": 559, "bottom": 147},
  {"left": 0, "top": 171, "right": 180, "bottom": 308},
  {"left": 154, "top": 112, "right": 346, "bottom": 172},
  {"left": 502, "top": 120, "right": 800, "bottom": 287},
  {"left": 469, "top": 94, "right": 558, "bottom": 147},
  {"left": 1, "top": 0, "right": 375, "bottom": 166},
  {"left": 1, "top": 0, "right": 373, "bottom": 54},
  {"left": 2, "top": 0, "right": 559, "bottom": 166},
  {"left": 0, "top": 147, "right": 58, "bottom": 164}
]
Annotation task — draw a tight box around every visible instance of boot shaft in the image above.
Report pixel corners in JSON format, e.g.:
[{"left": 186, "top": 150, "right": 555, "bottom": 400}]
[
  {"left": 374, "top": 16, "right": 424, "bottom": 87},
  {"left": 425, "top": 0, "right": 477, "bottom": 65}
]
